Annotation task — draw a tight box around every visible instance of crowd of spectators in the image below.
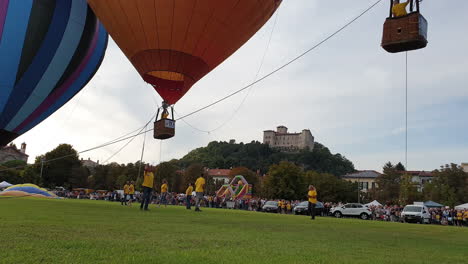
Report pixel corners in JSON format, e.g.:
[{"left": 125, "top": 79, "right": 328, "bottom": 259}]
[{"left": 52, "top": 189, "right": 467, "bottom": 227}]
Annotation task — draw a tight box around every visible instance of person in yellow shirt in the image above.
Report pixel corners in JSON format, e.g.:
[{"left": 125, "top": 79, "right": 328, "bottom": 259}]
[
  {"left": 128, "top": 181, "right": 135, "bottom": 206},
  {"left": 185, "top": 183, "right": 194, "bottom": 210},
  {"left": 140, "top": 165, "right": 154, "bottom": 211},
  {"left": 122, "top": 181, "right": 130, "bottom": 206},
  {"left": 463, "top": 210, "right": 468, "bottom": 227},
  {"left": 392, "top": 0, "right": 409, "bottom": 17},
  {"left": 159, "top": 179, "right": 168, "bottom": 208},
  {"left": 308, "top": 185, "right": 318, "bottom": 220},
  {"left": 277, "top": 200, "right": 282, "bottom": 214},
  {"left": 456, "top": 210, "right": 463, "bottom": 227},
  {"left": 286, "top": 202, "right": 292, "bottom": 214},
  {"left": 194, "top": 174, "right": 206, "bottom": 212}
]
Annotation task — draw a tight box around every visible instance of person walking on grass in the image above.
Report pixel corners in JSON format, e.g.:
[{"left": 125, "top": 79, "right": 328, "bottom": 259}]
[
  {"left": 159, "top": 179, "right": 168, "bottom": 208},
  {"left": 185, "top": 183, "right": 193, "bottom": 210},
  {"left": 122, "top": 181, "right": 130, "bottom": 206},
  {"left": 127, "top": 181, "right": 135, "bottom": 206},
  {"left": 308, "top": 185, "right": 318, "bottom": 220},
  {"left": 140, "top": 165, "right": 154, "bottom": 211},
  {"left": 195, "top": 174, "right": 206, "bottom": 212}
]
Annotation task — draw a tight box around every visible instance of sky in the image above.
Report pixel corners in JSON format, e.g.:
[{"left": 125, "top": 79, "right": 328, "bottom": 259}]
[{"left": 11, "top": 0, "right": 468, "bottom": 173}]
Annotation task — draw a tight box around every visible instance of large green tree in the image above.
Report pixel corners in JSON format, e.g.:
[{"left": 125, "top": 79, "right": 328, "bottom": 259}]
[
  {"left": 263, "top": 161, "right": 305, "bottom": 200},
  {"left": 40, "top": 144, "right": 88, "bottom": 189},
  {"left": 374, "top": 162, "right": 401, "bottom": 204},
  {"left": 423, "top": 164, "right": 467, "bottom": 207},
  {"left": 304, "top": 171, "right": 357, "bottom": 203}
]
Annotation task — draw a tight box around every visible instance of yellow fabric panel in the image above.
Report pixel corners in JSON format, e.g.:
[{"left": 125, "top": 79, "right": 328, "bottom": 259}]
[{"left": 148, "top": 71, "right": 184, "bottom": 81}]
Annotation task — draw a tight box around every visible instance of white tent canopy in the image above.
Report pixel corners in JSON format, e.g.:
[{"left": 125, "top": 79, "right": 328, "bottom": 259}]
[
  {"left": 365, "top": 200, "right": 382, "bottom": 207},
  {"left": 454, "top": 203, "right": 468, "bottom": 210},
  {"left": 0, "top": 181, "right": 13, "bottom": 188}
]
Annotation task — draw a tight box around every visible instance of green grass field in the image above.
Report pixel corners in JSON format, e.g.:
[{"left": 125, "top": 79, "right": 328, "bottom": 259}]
[{"left": 0, "top": 198, "right": 467, "bottom": 264}]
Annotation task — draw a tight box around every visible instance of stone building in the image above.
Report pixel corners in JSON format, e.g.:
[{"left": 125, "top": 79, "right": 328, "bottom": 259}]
[
  {"left": 0, "top": 143, "right": 28, "bottom": 164},
  {"left": 342, "top": 170, "right": 381, "bottom": 192},
  {"left": 81, "top": 158, "right": 99, "bottom": 169},
  {"left": 263, "top": 126, "right": 314, "bottom": 152}
]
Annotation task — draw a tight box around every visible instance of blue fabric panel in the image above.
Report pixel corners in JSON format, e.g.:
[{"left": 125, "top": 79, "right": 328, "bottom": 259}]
[
  {"left": 0, "top": 0, "right": 71, "bottom": 128},
  {"left": 5, "top": 0, "right": 87, "bottom": 131},
  {"left": 17, "top": 25, "right": 107, "bottom": 134},
  {"left": 0, "top": 0, "right": 33, "bottom": 114}
]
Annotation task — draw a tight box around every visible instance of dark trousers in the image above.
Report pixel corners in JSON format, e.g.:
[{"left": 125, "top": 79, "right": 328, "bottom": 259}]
[
  {"left": 121, "top": 194, "right": 127, "bottom": 205},
  {"left": 140, "top": 187, "right": 152, "bottom": 210},
  {"left": 186, "top": 195, "right": 192, "bottom": 209},
  {"left": 308, "top": 202, "right": 316, "bottom": 219}
]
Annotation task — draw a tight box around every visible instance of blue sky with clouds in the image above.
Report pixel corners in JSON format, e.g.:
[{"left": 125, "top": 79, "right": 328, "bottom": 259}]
[{"left": 12, "top": 0, "right": 468, "bottom": 172}]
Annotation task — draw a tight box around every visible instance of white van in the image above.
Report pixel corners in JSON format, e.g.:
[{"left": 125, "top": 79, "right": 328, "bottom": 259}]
[{"left": 401, "top": 204, "right": 431, "bottom": 224}]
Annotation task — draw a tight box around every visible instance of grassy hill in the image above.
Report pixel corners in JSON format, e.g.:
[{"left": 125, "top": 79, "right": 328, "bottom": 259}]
[{"left": 1, "top": 198, "right": 467, "bottom": 263}]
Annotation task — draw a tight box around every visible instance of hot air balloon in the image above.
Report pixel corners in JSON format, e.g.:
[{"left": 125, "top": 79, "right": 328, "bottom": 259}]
[
  {"left": 382, "top": 0, "right": 428, "bottom": 53},
  {"left": 0, "top": 0, "right": 108, "bottom": 146},
  {"left": 87, "top": 0, "right": 282, "bottom": 139}
]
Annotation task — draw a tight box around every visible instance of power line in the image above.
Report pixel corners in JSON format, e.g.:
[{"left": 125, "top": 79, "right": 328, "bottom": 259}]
[
  {"left": 102, "top": 111, "right": 157, "bottom": 164},
  {"left": 176, "top": 0, "right": 383, "bottom": 121}
]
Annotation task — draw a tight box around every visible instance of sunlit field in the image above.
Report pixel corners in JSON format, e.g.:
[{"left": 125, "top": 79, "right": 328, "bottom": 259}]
[{"left": 0, "top": 198, "right": 466, "bottom": 264}]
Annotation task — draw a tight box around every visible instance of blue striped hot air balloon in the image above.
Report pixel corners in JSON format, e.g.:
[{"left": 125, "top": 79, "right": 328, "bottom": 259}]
[{"left": 0, "top": 0, "right": 108, "bottom": 146}]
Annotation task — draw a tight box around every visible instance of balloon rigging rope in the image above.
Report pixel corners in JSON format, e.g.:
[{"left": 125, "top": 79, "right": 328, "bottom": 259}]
[
  {"left": 0, "top": 0, "right": 382, "bottom": 173},
  {"left": 175, "top": 0, "right": 383, "bottom": 121},
  {"left": 405, "top": 51, "right": 408, "bottom": 170}
]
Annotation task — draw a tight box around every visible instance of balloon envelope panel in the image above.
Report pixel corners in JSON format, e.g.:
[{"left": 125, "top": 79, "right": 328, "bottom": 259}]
[
  {"left": 0, "top": 0, "right": 108, "bottom": 146},
  {"left": 88, "top": 0, "right": 281, "bottom": 104},
  {"left": 1, "top": 183, "right": 57, "bottom": 198}
]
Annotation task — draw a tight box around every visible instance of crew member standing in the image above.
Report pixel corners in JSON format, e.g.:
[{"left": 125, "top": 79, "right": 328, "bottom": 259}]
[
  {"left": 122, "top": 181, "right": 130, "bottom": 205},
  {"left": 140, "top": 165, "right": 154, "bottom": 211},
  {"left": 185, "top": 183, "right": 193, "bottom": 210},
  {"left": 160, "top": 179, "right": 168, "bottom": 208},
  {"left": 308, "top": 185, "right": 318, "bottom": 220},
  {"left": 194, "top": 174, "right": 206, "bottom": 212},
  {"left": 128, "top": 181, "right": 135, "bottom": 206}
]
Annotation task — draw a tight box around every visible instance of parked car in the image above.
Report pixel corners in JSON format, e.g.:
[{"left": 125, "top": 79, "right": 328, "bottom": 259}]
[
  {"left": 401, "top": 204, "right": 431, "bottom": 224},
  {"left": 330, "top": 203, "right": 372, "bottom": 220},
  {"left": 262, "top": 201, "right": 279, "bottom": 213},
  {"left": 293, "top": 201, "right": 325, "bottom": 216}
]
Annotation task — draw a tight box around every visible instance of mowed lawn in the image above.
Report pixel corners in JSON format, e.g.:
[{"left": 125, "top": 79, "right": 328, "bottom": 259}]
[{"left": 0, "top": 198, "right": 467, "bottom": 264}]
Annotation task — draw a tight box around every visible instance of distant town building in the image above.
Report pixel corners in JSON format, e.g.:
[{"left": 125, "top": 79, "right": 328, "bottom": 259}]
[
  {"left": 0, "top": 142, "right": 28, "bottom": 164},
  {"left": 81, "top": 158, "right": 99, "bottom": 169},
  {"left": 342, "top": 170, "right": 381, "bottom": 192},
  {"left": 401, "top": 171, "right": 433, "bottom": 192},
  {"left": 263, "top": 126, "right": 314, "bottom": 152},
  {"left": 461, "top": 163, "right": 468, "bottom": 173},
  {"left": 207, "top": 169, "right": 232, "bottom": 184}
]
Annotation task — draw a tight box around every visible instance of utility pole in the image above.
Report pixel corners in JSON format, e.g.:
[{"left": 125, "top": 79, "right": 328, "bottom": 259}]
[
  {"left": 357, "top": 179, "right": 360, "bottom": 203},
  {"left": 40, "top": 158, "right": 45, "bottom": 179}
]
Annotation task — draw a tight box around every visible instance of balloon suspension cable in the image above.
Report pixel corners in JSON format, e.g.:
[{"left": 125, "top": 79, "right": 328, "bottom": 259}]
[
  {"left": 405, "top": 52, "right": 408, "bottom": 170},
  {"left": 137, "top": 122, "right": 148, "bottom": 181}
]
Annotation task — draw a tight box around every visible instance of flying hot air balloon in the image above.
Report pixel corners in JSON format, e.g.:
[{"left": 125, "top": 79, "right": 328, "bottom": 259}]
[
  {"left": 0, "top": 0, "right": 108, "bottom": 146},
  {"left": 87, "top": 0, "right": 282, "bottom": 139}
]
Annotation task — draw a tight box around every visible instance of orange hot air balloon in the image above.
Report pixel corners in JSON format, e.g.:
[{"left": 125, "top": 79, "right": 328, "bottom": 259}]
[{"left": 87, "top": 0, "right": 281, "bottom": 105}]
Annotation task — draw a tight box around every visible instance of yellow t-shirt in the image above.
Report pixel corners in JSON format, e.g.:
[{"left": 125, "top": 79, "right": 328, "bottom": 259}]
[
  {"left": 161, "top": 183, "right": 168, "bottom": 193},
  {"left": 123, "top": 184, "right": 129, "bottom": 194},
  {"left": 308, "top": 190, "right": 317, "bottom": 204},
  {"left": 392, "top": 2, "right": 408, "bottom": 17},
  {"left": 128, "top": 184, "right": 135, "bottom": 194},
  {"left": 278, "top": 201, "right": 282, "bottom": 207},
  {"left": 457, "top": 212, "right": 463, "bottom": 220},
  {"left": 463, "top": 211, "right": 468, "bottom": 219},
  {"left": 195, "top": 177, "right": 205, "bottom": 192},
  {"left": 142, "top": 171, "right": 154, "bottom": 188},
  {"left": 286, "top": 203, "right": 291, "bottom": 210},
  {"left": 185, "top": 186, "right": 193, "bottom": 195}
]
